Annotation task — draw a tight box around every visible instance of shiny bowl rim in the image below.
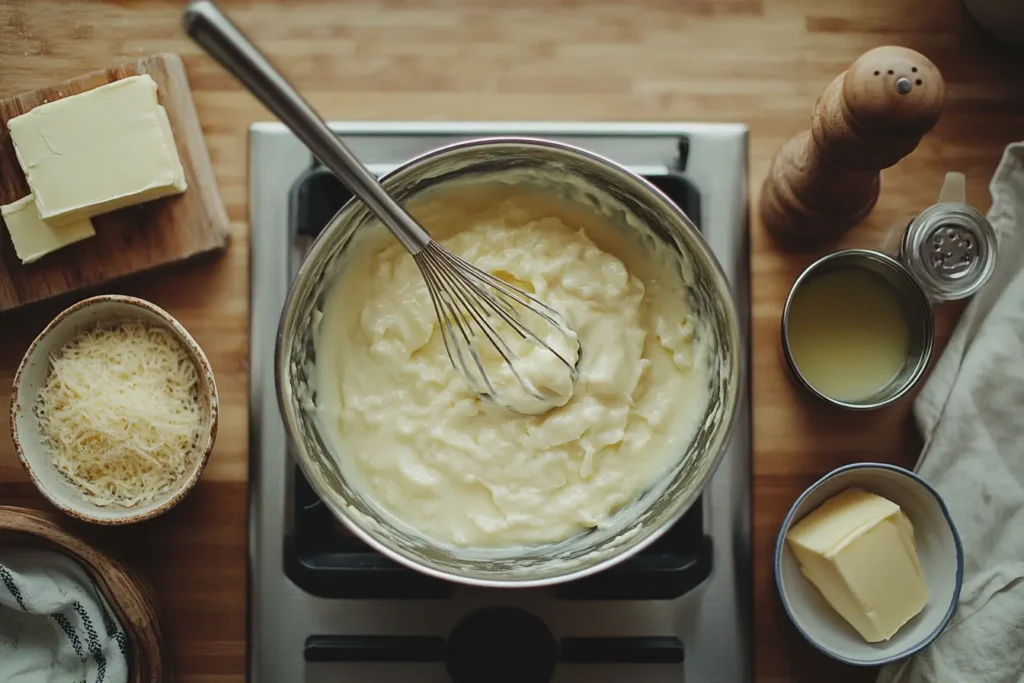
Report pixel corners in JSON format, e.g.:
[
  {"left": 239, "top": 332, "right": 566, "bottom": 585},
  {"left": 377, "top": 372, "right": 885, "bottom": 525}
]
[
  {"left": 275, "top": 135, "right": 743, "bottom": 588},
  {"left": 772, "top": 462, "right": 965, "bottom": 666},
  {"left": 781, "top": 248, "right": 935, "bottom": 411}
]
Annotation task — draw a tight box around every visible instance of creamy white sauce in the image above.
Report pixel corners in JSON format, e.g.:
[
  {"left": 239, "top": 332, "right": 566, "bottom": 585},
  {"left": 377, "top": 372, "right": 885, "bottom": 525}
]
[
  {"left": 315, "top": 184, "right": 710, "bottom": 547},
  {"left": 434, "top": 265, "right": 581, "bottom": 417}
]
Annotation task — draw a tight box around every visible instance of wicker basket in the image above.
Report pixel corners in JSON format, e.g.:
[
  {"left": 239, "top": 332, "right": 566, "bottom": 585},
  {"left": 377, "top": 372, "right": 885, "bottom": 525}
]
[{"left": 0, "top": 505, "right": 170, "bottom": 681}]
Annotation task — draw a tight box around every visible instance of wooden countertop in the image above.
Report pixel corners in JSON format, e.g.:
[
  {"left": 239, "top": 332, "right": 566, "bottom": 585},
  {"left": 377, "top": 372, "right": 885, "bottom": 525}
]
[{"left": 1, "top": 1, "right": 1021, "bottom": 681}]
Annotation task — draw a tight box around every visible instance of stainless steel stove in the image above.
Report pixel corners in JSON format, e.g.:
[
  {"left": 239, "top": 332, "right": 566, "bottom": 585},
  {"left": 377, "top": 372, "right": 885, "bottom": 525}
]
[{"left": 248, "top": 122, "right": 751, "bottom": 683}]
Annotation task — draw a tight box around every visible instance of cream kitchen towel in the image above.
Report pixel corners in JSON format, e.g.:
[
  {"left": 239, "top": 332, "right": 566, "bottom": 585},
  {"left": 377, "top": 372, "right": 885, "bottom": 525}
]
[
  {"left": 0, "top": 546, "right": 130, "bottom": 683},
  {"left": 878, "top": 142, "right": 1024, "bottom": 683}
]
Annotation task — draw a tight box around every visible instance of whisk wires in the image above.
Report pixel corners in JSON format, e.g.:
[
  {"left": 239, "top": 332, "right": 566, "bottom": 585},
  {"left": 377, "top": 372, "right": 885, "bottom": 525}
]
[{"left": 414, "top": 240, "right": 579, "bottom": 412}]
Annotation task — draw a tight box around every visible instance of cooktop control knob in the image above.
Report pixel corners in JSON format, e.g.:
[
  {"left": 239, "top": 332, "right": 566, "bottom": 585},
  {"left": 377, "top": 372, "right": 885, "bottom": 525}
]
[{"left": 446, "top": 607, "right": 558, "bottom": 683}]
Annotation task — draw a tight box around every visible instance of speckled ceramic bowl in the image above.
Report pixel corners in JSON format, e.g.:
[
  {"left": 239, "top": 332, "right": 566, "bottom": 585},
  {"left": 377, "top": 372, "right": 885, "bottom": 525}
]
[
  {"left": 774, "top": 463, "right": 964, "bottom": 666},
  {"left": 10, "top": 295, "right": 219, "bottom": 525}
]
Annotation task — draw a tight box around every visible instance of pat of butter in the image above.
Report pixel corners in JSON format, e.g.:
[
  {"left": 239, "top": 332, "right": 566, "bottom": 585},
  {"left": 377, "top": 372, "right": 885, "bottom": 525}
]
[
  {"left": 1, "top": 194, "right": 94, "bottom": 264},
  {"left": 786, "top": 487, "right": 929, "bottom": 642},
  {"left": 7, "top": 74, "right": 186, "bottom": 227}
]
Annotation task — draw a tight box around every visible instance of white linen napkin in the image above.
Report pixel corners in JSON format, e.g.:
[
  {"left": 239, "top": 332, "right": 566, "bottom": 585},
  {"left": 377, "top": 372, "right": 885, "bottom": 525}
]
[
  {"left": 0, "top": 546, "right": 130, "bottom": 683},
  {"left": 878, "top": 142, "right": 1024, "bottom": 683}
]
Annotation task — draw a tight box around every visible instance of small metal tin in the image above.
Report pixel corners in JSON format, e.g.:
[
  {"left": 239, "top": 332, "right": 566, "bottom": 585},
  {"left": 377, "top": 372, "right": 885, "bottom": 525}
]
[
  {"left": 899, "top": 202, "right": 997, "bottom": 302},
  {"left": 782, "top": 249, "right": 935, "bottom": 410}
]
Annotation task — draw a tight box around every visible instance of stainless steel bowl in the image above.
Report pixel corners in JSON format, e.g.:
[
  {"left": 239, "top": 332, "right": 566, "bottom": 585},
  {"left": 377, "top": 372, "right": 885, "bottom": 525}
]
[
  {"left": 276, "top": 137, "right": 742, "bottom": 587},
  {"left": 781, "top": 249, "right": 935, "bottom": 410}
]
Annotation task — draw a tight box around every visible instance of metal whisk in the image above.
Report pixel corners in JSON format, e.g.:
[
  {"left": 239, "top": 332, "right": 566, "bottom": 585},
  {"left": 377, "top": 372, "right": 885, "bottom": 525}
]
[{"left": 184, "top": 0, "right": 580, "bottom": 414}]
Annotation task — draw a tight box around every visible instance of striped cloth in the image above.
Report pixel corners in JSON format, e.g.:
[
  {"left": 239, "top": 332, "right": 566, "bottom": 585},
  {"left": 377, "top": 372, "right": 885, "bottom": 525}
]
[{"left": 0, "top": 546, "right": 129, "bottom": 683}]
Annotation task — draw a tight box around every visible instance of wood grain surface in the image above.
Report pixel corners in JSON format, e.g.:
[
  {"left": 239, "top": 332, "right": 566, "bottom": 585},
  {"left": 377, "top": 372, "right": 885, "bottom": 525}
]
[
  {"left": 0, "top": 53, "right": 229, "bottom": 313},
  {"left": 0, "top": 1, "right": 1021, "bottom": 682}
]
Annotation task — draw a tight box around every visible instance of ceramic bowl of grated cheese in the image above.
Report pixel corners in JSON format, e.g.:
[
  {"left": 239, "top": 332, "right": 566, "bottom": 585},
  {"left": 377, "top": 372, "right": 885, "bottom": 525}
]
[{"left": 10, "top": 295, "right": 219, "bottom": 524}]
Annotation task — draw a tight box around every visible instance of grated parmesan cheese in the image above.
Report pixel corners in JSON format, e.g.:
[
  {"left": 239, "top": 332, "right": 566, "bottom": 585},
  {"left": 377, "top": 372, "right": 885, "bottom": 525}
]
[{"left": 35, "top": 320, "right": 202, "bottom": 508}]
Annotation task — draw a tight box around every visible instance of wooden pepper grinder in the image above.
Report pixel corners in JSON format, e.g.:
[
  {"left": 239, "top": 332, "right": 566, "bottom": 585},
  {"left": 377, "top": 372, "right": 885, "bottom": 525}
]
[{"left": 761, "top": 46, "right": 945, "bottom": 249}]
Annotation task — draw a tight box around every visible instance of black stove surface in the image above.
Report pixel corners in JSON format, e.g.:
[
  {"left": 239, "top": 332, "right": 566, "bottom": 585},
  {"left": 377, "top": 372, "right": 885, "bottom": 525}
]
[
  {"left": 284, "top": 160, "right": 711, "bottom": 602},
  {"left": 304, "top": 606, "right": 686, "bottom": 679}
]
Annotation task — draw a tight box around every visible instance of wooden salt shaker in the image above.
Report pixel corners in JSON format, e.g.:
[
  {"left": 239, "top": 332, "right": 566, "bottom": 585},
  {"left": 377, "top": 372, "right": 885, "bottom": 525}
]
[{"left": 761, "top": 46, "right": 946, "bottom": 249}]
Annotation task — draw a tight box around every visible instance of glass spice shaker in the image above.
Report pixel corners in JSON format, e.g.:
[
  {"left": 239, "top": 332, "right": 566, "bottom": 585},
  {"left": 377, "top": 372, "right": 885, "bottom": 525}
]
[{"left": 882, "top": 171, "right": 998, "bottom": 302}]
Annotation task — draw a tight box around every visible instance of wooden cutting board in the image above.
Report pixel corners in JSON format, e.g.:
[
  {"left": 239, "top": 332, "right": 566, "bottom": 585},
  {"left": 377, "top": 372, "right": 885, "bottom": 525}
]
[{"left": 0, "top": 53, "right": 229, "bottom": 314}]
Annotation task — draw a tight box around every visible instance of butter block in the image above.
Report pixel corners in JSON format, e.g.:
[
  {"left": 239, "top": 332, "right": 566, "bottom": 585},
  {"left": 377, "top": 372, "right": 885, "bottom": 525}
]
[
  {"left": 786, "top": 488, "right": 929, "bottom": 643},
  {"left": 2, "top": 194, "right": 94, "bottom": 264},
  {"left": 7, "top": 74, "right": 187, "bottom": 227}
]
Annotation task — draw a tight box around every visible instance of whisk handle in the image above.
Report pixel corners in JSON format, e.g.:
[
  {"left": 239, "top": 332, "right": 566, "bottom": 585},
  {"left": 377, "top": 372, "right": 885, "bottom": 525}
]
[{"left": 182, "top": 0, "right": 431, "bottom": 254}]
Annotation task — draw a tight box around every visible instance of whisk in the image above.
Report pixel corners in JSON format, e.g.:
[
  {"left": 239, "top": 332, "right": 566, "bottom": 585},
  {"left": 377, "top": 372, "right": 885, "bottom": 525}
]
[{"left": 184, "top": 1, "right": 581, "bottom": 414}]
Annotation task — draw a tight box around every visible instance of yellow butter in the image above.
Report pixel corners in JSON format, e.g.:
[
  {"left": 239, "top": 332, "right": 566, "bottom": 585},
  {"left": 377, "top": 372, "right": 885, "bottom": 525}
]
[
  {"left": 786, "top": 487, "right": 929, "bottom": 642},
  {"left": 7, "top": 74, "right": 186, "bottom": 227},
  {"left": 1, "top": 194, "right": 94, "bottom": 264}
]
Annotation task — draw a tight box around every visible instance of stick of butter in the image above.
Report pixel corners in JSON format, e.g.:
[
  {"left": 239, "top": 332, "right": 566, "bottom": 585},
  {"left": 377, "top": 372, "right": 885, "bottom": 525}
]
[
  {"left": 7, "top": 74, "right": 187, "bottom": 227},
  {"left": 2, "top": 194, "right": 95, "bottom": 264},
  {"left": 786, "top": 487, "right": 929, "bottom": 642}
]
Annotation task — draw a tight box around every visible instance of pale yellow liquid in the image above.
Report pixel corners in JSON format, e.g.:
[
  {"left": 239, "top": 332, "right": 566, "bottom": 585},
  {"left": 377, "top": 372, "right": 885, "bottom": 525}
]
[{"left": 786, "top": 268, "right": 910, "bottom": 402}]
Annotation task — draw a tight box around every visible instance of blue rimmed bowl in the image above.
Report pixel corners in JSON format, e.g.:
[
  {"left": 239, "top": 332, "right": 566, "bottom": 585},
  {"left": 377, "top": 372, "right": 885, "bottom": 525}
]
[{"left": 774, "top": 463, "right": 964, "bottom": 666}]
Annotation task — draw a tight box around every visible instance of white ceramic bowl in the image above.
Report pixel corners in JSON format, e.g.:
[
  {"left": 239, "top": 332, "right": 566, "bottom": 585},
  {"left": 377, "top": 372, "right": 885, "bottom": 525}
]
[
  {"left": 10, "top": 295, "right": 219, "bottom": 525},
  {"left": 774, "top": 463, "right": 964, "bottom": 666}
]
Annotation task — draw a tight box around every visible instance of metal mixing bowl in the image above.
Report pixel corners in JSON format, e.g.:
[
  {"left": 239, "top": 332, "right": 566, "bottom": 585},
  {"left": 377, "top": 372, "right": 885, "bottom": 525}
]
[{"left": 276, "top": 138, "right": 741, "bottom": 587}]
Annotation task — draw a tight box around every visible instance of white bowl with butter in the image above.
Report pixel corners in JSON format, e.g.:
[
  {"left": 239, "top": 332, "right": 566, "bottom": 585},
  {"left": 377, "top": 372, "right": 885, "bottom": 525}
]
[{"left": 774, "top": 463, "right": 964, "bottom": 666}]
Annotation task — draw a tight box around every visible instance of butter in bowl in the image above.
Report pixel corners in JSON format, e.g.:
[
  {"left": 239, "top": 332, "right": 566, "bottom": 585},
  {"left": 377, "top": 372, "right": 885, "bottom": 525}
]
[{"left": 774, "top": 463, "right": 964, "bottom": 665}]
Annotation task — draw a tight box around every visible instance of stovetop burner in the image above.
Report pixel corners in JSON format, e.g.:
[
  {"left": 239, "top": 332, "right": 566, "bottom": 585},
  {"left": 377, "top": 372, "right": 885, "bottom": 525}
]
[
  {"left": 286, "top": 163, "right": 710, "bottom": 602},
  {"left": 289, "top": 460, "right": 711, "bottom": 600},
  {"left": 249, "top": 122, "right": 751, "bottom": 683}
]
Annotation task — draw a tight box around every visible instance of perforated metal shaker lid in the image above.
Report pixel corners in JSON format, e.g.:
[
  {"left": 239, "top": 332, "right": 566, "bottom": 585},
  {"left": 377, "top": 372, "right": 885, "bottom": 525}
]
[{"left": 900, "top": 202, "right": 997, "bottom": 302}]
